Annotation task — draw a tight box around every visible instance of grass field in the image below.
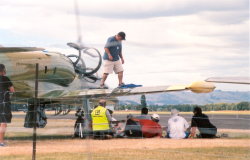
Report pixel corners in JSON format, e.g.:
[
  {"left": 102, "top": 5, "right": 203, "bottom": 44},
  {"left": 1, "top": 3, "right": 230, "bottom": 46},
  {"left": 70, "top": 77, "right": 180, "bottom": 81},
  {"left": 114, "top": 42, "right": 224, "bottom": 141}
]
[
  {"left": 1, "top": 147, "right": 250, "bottom": 160},
  {"left": 0, "top": 112, "right": 250, "bottom": 160},
  {"left": 1, "top": 139, "right": 250, "bottom": 160}
]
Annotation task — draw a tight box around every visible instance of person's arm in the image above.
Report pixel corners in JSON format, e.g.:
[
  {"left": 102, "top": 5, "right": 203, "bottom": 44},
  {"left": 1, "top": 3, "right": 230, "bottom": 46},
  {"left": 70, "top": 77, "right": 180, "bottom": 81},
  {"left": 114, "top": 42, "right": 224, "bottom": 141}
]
[
  {"left": 104, "top": 48, "right": 113, "bottom": 61},
  {"left": 105, "top": 110, "right": 113, "bottom": 122},
  {"left": 190, "top": 117, "right": 197, "bottom": 138},
  {"left": 119, "top": 52, "right": 124, "bottom": 64},
  {"left": 184, "top": 119, "right": 189, "bottom": 130},
  {"left": 7, "top": 78, "right": 15, "bottom": 99},
  {"left": 104, "top": 38, "right": 114, "bottom": 61},
  {"left": 190, "top": 127, "right": 197, "bottom": 138}
]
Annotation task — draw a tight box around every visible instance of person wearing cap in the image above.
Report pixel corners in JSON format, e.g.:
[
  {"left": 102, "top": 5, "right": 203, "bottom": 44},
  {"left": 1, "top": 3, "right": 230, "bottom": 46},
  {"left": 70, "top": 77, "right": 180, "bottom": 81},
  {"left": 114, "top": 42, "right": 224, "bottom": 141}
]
[
  {"left": 167, "top": 109, "right": 190, "bottom": 139},
  {"left": 100, "top": 32, "right": 126, "bottom": 88},
  {"left": 0, "top": 64, "right": 15, "bottom": 147}
]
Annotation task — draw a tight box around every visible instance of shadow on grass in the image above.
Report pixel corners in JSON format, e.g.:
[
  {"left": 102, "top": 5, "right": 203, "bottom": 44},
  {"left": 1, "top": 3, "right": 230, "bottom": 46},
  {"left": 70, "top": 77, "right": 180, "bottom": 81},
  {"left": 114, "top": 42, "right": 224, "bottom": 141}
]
[{"left": 6, "top": 135, "right": 75, "bottom": 141}]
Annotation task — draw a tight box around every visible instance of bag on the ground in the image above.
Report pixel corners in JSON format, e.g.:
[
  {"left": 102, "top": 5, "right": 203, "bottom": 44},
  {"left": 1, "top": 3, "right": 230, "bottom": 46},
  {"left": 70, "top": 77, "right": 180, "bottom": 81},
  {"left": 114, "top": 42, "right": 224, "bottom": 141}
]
[{"left": 24, "top": 105, "right": 47, "bottom": 128}]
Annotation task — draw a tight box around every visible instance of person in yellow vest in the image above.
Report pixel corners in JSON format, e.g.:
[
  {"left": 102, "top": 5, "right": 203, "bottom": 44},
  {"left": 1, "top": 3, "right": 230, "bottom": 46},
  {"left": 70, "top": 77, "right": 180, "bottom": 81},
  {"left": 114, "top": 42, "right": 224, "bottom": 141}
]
[{"left": 91, "top": 99, "right": 113, "bottom": 139}]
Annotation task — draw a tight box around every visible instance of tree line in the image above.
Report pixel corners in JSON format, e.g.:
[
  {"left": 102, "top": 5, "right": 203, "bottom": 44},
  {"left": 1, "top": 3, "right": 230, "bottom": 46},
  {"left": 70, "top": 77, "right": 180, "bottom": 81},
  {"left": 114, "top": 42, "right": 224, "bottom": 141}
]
[{"left": 117, "top": 101, "right": 250, "bottom": 112}]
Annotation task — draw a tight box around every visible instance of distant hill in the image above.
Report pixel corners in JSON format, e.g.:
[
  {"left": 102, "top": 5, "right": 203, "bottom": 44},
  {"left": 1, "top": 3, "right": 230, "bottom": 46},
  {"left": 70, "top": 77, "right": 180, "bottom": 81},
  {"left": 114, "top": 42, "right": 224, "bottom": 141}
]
[{"left": 118, "top": 90, "right": 250, "bottom": 105}]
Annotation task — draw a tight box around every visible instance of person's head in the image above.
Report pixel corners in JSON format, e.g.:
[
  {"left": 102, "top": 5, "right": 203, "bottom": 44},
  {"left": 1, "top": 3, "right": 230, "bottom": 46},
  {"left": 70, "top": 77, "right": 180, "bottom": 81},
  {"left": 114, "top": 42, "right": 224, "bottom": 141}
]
[
  {"left": 141, "top": 107, "right": 148, "bottom": 115},
  {"left": 193, "top": 106, "right": 202, "bottom": 116},
  {"left": 127, "top": 114, "right": 133, "bottom": 120},
  {"left": 77, "top": 108, "right": 81, "bottom": 112},
  {"left": 171, "top": 109, "right": 179, "bottom": 116},
  {"left": 99, "top": 99, "right": 106, "bottom": 107},
  {"left": 115, "top": 31, "right": 126, "bottom": 41},
  {"left": 0, "top": 64, "right": 6, "bottom": 76},
  {"left": 151, "top": 113, "right": 160, "bottom": 123}
]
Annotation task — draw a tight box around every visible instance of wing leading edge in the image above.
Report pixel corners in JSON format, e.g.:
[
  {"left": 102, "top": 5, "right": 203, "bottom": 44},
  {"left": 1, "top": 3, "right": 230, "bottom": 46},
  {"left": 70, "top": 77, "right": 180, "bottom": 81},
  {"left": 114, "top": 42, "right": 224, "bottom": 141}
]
[
  {"left": 62, "top": 85, "right": 187, "bottom": 98},
  {"left": 62, "top": 81, "right": 216, "bottom": 99}
]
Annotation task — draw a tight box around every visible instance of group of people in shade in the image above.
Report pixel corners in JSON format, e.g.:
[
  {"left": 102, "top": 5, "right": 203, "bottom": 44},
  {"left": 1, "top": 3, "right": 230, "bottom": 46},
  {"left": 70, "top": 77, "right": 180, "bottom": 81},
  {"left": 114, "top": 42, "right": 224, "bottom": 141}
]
[{"left": 89, "top": 99, "right": 217, "bottom": 139}]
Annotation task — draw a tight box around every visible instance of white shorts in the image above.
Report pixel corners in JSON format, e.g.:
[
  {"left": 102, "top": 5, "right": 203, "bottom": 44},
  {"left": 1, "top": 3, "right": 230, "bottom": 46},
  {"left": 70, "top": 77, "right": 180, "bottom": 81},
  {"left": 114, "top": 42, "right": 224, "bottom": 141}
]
[{"left": 103, "top": 60, "right": 124, "bottom": 74}]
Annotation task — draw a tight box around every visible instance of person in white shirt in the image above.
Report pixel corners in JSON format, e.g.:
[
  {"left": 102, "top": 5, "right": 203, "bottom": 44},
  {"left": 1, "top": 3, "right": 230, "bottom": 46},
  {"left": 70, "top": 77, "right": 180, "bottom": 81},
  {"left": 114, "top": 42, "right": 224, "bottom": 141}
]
[{"left": 167, "top": 109, "right": 190, "bottom": 139}]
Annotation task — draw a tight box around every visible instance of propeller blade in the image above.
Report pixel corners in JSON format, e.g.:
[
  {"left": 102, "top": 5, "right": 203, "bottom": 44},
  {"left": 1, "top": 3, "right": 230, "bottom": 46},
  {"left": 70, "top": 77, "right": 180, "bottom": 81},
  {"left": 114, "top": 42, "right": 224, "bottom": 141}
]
[
  {"left": 67, "top": 42, "right": 81, "bottom": 50},
  {"left": 84, "top": 50, "right": 98, "bottom": 57}
]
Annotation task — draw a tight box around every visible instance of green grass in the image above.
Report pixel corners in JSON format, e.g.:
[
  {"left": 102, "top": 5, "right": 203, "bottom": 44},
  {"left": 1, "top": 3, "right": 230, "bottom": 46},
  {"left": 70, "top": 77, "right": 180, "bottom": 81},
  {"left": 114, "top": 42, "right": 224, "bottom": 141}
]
[{"left": 1, "top": 147, "right": 249, "bottom": 160}]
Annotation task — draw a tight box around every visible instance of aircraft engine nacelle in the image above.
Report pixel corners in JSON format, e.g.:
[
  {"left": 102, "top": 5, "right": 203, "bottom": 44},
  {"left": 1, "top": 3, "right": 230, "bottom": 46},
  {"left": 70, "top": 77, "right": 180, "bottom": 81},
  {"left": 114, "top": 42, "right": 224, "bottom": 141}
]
[{"left": 187, "top": 81, "right": 216, "bottom": 93}]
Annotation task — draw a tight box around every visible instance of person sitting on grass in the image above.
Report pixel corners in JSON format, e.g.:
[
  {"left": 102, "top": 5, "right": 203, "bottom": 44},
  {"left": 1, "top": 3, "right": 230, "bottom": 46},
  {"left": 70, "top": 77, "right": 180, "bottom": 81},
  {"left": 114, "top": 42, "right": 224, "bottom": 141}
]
[
  {"left": 167, "top": 109, "right": 190, "bottom": 139},
  {"left": 125, "top": 114, "right": 162, "bottom": 138},
  {"left": 190, "top": 106, "right": 217, "bottom": 138},
  {"left": 139, "top": 113, "right": 162, "bottom": 138}
]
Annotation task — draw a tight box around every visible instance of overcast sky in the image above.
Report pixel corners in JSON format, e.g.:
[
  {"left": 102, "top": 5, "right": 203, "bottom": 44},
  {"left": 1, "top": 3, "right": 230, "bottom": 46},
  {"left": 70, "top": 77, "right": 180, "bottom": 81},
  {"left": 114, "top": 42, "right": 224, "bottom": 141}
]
[{"left": 0, "top": 0, "right": 249, "bottom": 91}]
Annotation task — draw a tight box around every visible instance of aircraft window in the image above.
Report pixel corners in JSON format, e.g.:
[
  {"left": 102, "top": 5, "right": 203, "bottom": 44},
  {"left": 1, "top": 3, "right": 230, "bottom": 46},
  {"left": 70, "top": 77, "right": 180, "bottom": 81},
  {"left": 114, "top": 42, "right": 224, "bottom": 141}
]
[
  {"left": 53, "top": 67, "right": 57, "bottom": 75},
  {"left": 45, "top": 66, "right": 48, "bottom": 74}
]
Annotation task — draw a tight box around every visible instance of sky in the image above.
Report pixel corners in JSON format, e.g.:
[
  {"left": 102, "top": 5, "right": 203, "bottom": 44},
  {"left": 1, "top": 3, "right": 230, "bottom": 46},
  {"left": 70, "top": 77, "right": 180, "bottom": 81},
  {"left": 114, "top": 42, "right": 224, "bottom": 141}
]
[{"left": 0, "top": 0, "right": 249, "bottom": 91}]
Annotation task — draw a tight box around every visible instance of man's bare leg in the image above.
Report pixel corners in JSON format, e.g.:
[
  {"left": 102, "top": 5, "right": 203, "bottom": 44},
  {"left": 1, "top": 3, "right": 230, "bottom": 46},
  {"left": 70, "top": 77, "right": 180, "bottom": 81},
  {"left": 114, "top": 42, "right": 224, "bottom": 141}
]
[
  {"left": 0, "top": 123, "right": 7, "bottom": 143},
  {"left": 101, "top": 73, "right": 109, "bottom": 86},
  {"left": 118, "top": 71, "right": 123, "bottom": 86}
]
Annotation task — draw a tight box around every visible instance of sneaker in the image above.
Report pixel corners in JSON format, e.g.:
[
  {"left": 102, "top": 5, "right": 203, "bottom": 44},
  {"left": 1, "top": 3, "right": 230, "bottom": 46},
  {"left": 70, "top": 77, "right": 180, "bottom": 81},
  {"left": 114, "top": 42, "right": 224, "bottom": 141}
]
[{"left": 0, "top": 143, "right": 7, "bottom": 147}]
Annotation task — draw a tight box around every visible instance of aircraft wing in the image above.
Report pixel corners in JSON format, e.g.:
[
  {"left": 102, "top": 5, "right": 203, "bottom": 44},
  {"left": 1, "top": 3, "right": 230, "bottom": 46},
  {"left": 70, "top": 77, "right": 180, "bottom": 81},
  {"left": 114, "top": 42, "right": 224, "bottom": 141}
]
[
  {"left": 0, "top": 47, "right": 44, "bottom": 53},
  {"left": 62, "top": 85, "right": 187, "bottom": 98},
  {"left": 62, "top": 81, "right": 216, "bottom": 99},
  {"left": 205, "top": 77, "right": 250, "bottom": 84}
]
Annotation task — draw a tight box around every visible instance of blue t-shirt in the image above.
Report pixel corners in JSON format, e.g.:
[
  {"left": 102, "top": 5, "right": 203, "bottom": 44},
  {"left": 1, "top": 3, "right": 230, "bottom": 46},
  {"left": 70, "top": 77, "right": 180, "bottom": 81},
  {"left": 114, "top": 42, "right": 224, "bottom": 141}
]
[{"left": 103, "top": 36, "right": 122, "bottom": 61}]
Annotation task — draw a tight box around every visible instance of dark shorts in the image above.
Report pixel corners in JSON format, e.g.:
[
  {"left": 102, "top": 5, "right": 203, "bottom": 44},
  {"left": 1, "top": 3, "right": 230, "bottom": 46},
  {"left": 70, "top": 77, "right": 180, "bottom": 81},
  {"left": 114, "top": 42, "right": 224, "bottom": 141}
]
[
  {"left": 0, "top": 102, "right": 12, "bottom": 123},
  {"left": 199, "top": 128, "right": 217, "bottom": 138}
]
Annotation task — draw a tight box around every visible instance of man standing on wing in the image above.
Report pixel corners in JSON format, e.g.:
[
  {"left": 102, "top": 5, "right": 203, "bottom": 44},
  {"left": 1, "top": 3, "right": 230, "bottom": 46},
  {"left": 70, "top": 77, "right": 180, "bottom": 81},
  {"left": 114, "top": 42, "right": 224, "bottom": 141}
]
[{"left": 100, "top": 32, "right": 126, "bottom": 88}]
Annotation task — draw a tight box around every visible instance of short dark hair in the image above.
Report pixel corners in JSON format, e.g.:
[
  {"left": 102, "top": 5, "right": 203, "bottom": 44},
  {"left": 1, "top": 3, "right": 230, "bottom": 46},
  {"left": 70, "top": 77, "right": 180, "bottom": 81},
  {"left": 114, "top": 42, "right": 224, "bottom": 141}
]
[
  {"left": 0, "top": 64, "right": 6, "bottom": 72},
  {"left": 141, "top": 107, "right": 148, "bottom": 115},
  {"left": 117, "top": 31, "right": 126, "bottom": 40},
  {"left": 193, "top": 106, "right": 202, "bottom": 115}
]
